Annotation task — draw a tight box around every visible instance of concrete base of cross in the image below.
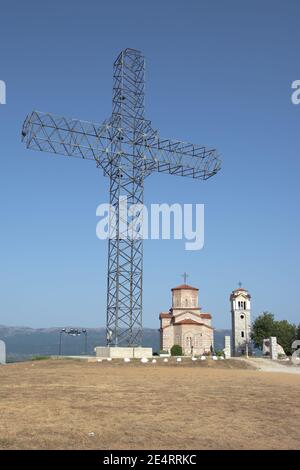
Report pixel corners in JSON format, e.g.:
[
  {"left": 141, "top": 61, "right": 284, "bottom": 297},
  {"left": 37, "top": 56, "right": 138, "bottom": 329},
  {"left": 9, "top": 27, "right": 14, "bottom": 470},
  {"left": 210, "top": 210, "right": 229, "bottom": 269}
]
[{"left": 94, "top": 346, "right": 153, "bottom": 359}]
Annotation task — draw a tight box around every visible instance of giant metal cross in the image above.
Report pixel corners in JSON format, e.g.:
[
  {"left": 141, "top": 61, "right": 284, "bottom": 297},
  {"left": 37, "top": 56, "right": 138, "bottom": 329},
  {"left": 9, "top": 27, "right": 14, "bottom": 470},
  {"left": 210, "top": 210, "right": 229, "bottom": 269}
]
[{"left": 21, "top": 48, "right": 221, "bottom": 347}]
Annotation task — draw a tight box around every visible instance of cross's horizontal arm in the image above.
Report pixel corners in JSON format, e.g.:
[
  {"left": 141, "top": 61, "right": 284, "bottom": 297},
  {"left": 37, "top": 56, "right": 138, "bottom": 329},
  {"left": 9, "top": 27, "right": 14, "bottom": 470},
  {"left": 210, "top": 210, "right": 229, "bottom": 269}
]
[
  {"left": 140, "top": 133, "right": 221, "bottom": 180},
  {"left": 108, "top": 114, "right": 221, "bottom": 179},
  {"left": 21, "top": 110, "right": 116, "bottom": 173},
  {"left": 21, "top": 110, "right": 221, "bottom": 180}
]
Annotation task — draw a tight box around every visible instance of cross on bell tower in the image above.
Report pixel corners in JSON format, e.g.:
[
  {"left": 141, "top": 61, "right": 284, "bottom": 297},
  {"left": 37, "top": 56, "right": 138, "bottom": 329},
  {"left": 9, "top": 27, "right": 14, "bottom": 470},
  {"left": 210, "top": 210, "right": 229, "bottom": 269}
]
[{"left": 182, "top": 272, "right": 189, "bottom": 284}]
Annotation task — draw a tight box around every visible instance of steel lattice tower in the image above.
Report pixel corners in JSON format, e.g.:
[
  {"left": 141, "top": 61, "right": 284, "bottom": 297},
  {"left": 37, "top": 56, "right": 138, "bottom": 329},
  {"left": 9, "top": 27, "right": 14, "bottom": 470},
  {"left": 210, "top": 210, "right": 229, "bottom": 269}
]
[{"left": 21, "top": 48, "right": 221, "bottom": 347}]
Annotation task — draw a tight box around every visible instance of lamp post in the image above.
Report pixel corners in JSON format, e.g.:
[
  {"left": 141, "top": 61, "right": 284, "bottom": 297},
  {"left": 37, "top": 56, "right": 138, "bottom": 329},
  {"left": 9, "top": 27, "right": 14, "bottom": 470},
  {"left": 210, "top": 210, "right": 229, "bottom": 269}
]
[
  {"left": 82, "top": 329, "right": 88, "bottom": 355},
  {"left": 59, "top": 328, "right": 66, "bottom": 355},
  {"left": 58, "top": 328, "right": 88, "bottom": 356}
]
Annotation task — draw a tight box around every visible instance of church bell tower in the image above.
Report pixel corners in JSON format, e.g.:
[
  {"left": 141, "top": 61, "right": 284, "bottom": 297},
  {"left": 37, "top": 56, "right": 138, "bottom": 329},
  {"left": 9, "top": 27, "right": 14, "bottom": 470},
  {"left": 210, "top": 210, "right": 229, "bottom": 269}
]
[{"left": 230, "top": 284, "right": 252, "bottom": 356}]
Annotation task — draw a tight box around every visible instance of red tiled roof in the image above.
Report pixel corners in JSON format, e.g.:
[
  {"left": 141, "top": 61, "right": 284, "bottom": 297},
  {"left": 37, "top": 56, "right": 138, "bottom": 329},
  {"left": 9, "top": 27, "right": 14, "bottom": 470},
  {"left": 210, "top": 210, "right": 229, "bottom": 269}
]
[
  {"left": 174, "top": 319, "right": 213, "bottom": 329},
  {"left": 171, "top": 284, "right": 198, "bottom": 291},
  {"left": 174, "top": 319, "right": 201, "bottom": 325},
  {"left": 171, "top": 307, "right": 202, "bottom": 311},
  {"left": 200, "top": 313, "right": 212, "bottom": 319},
  {"left": 159, "top": 312, "right": 171, "bottom": 319},
  {"left": 230, "top": 289, "right": 251, "bottom": 300},
  {"left": 162, "top": 321, "right": 213, "bottom": 330}
]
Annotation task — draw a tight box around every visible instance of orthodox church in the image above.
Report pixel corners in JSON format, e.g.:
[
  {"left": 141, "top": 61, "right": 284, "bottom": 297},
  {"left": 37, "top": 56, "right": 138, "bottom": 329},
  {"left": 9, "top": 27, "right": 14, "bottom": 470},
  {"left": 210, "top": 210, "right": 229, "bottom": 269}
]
[{"left": 159, "top": 280, "right": 214, "bottom": 355}]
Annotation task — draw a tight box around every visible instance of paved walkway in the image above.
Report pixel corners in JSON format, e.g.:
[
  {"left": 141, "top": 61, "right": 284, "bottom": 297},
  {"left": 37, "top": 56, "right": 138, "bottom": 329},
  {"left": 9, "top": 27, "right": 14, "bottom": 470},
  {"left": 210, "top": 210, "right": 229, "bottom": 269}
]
[{"left": 241, "top": 357, "right": 300, "bottom": 374}]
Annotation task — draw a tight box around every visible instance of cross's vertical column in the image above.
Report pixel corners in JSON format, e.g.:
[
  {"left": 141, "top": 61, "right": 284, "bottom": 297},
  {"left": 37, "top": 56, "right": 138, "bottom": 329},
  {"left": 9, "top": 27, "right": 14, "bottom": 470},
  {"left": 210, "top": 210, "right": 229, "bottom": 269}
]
[{"left": 106, "top": 49, "right": 146, "bottom": 346}]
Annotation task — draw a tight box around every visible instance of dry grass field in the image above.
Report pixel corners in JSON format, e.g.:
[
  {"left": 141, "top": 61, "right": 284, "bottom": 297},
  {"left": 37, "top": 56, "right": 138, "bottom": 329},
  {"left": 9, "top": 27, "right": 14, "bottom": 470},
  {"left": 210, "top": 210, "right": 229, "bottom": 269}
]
[{"left": 0, "top": 358, "right": 299, "bottom": 450}]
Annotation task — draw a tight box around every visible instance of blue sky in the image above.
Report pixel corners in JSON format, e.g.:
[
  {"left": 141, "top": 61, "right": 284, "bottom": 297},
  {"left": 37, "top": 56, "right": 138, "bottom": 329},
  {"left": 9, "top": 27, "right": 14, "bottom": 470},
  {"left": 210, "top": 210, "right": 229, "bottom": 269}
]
[{"left": 0, "top": 0, "right": 300, "bottom": 329}]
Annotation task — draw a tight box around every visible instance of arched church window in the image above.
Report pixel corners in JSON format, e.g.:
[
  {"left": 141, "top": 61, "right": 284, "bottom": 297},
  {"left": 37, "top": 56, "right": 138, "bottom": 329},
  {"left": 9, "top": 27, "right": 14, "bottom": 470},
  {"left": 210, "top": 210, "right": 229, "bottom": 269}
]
[
  {"left": 241, "top": 331, "right": 245, "bottom": 338},
  {"left": 194, "top": 335, "right": 200, "bottom": 347}
]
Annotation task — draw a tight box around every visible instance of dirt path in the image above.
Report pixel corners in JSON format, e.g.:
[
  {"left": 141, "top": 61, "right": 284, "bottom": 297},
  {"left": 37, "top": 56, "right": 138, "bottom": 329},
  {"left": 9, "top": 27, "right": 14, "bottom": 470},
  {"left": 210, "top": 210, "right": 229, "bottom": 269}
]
[{"left": 242, "top": 357, "right": 300, "bottom": 374}]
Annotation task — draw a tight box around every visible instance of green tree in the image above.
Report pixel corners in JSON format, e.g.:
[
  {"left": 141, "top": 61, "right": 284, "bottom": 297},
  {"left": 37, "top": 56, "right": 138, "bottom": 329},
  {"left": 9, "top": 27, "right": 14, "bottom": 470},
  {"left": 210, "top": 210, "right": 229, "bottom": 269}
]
[
  {"left": 296, "top": 324, "right": 300, "bottom": 340},
  {"left": 251, "top": 312, "right": 275, "bottom": 349},
  {"left": 170, "top": 344, "right": 183, "bottom": 356},
  {"left": 251, "top": 312, "right": 297, "bottom": 355},
  {"left": 273, "top": 320, "right": 297, "bottom": 355}
]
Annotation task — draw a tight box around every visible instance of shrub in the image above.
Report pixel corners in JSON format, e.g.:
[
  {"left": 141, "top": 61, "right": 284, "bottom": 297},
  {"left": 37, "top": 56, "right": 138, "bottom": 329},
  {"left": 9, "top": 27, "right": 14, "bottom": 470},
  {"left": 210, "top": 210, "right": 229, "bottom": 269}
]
[
  {"left": 278, "top": 353, "right": 287, "bottom": 359},
  {"left": 170, "top": 344, "right": 183, "bottom": 356},
  {"left": 215, "top": 350, "right": 224, "bottom": 357}
]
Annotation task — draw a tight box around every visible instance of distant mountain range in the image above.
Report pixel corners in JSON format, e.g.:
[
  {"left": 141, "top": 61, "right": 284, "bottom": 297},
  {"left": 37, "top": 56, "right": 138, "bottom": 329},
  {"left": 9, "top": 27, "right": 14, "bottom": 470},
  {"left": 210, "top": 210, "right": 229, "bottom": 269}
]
[{"left": 0, "top": 325, "right": 231, "bottom": 362}]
